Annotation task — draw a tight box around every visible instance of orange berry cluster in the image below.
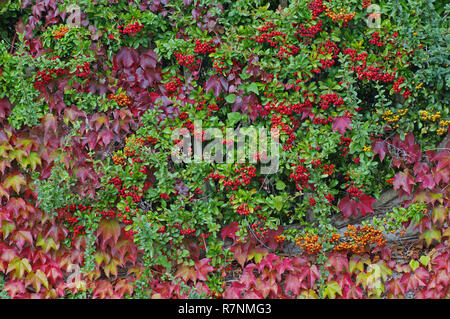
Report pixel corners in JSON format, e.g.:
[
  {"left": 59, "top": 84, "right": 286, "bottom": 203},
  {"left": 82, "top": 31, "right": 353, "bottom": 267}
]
[
  {"left": 324, "top": 6, "right": 356, "bottom": 24},
  {"left": 296, "top": 233, "right": 322, "bottom": 255},
  {"left": 334, "top": 225, "right": 386, "bottom": 253},
  {"left": 275, "top": 234, "right": 286, "bottom": 243},
  {"left": 52, "top": 26, "right": 69, "bottom": 39},
  {"left": 296, "top": 225, "right": 386, "bottom": 254},
  {"left": 112, "top": 154, "right": 125, "bottom": 165},
  {"left": 108, "top": 92, "right": 131, "bottom": 106}
]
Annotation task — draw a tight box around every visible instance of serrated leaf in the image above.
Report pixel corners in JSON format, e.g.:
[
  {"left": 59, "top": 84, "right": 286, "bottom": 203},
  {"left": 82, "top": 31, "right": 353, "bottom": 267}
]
[
  {"left": 3, "top": 173, "right": 27, "bottom": 194},
  {"left": 323, "top": 281, "right": 342, "bottom": 299}
]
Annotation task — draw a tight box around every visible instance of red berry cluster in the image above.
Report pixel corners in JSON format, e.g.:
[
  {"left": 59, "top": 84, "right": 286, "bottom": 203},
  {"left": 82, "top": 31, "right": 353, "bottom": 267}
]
[
  {"left": 237, "top": 204, "right": 251, "bottom": 215},
  {"left": 108, "top": 177, "right": 143, "bottom": 203},
  {"left": 338, "top": 136, "right": 352, "bottom": 157},
  {"left": 212, "top": 56, "right": 228, "bottom": 74},
  {"left": 311, "top": 159, "right": 322, "bottom": 168},
  {"left": 276, "top": 45, "right": 300, "bottom": 60},
  {"left": 321, "top": 163, "right": 334, "bottom": 175},
  {"left": 393, "top": 76, "right": 411, "bottom": 99},
  {"left": 75, "top": 61, "right": 90, "bottom": 78},
  {"left": 207, "top": 103, "right": 219, "bottom": 116},
  {"left": 222, "top": 165, "right": 257, "bottom": 191},
  {"left": 369, "top": 32, "right": 384, "bottom": 47},
  {"left": 346, "top": 182, "right": 364, "bottom": 199},
  {"left": 311, "top": 115, "right": 333, "bottom": 125},
  {"left": 160, "top": 193, "right": 170, "bottom": 200},
  {"left": 250, "top": 24, "right": 287, "bottom": 49},
  {"left": 309, "top": 197, "right": 316, "bottom": 206},
  {"left": 58, "top": 204, "right": 90, "bottom": 240},
  {"left": 33, "top": 59, "right": 67, "bottom": 91},
  {"left": 294, "top": 20, "right": 323, "bottom": 42},
  {"left": 194, "top": 39, "right": 216, "bottom": 54},
  {"left": 250, "top": 212, "right": 268, "bottom": 239},
  {"left": 318, "top": 93, "right": 344, "bottom": 110},
  {"left": 174, "top": 52, "right": 200, "bottom": 72},
  {"left": 309, "top": 0, "right": 325, "bottom": 18},
  {"left": 206, "top": 165, "right": 257, "bottom": 191},
  {"left": 290, "top": 162, "right": 311, "bottom": 191},
  {"left": 324, "top": 193, "right": 335, "bottom": 205},
  {"left": 117, "top": 22, "right": 143, "bottom": 37},
  {"left": 164, "top": 75, "right": 182, "bottom": 95}
]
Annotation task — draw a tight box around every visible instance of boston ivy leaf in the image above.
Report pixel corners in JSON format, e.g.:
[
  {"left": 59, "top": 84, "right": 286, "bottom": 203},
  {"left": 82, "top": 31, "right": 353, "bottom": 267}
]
[
  {"left": 332, "top": 116, "right": 352, "bottom": 135},
  {"left": 3, "top": 173, "right": 27, "bottom": 194}
]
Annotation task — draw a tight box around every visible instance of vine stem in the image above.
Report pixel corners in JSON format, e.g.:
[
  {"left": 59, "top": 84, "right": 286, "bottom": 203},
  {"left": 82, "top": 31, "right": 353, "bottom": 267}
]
[{"left": 10, "top": 32, "right": 16, "bottom": 54}]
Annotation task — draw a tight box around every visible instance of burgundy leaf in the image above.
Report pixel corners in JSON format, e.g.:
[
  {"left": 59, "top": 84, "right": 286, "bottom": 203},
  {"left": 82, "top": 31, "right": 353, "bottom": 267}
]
[
  {"left": 332, "top": 116, "right": 352, "bottom": 135},
  {"left": 372, "top": 139, "right": 387, "bottom": 162}
]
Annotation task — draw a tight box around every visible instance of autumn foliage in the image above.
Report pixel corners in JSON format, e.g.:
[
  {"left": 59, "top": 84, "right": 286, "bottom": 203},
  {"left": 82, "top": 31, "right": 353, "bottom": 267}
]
[{"left": 0, "top": 0, "right": 448, "bottom": 299}]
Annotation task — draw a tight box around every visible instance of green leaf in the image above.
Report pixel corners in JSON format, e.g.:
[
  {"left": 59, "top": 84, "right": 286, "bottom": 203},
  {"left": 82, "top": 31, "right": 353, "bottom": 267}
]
[
  {"left": 225, "top": 94, "right": 236, "bottom": 103},
  {"left": 275, "top": 180, "right": 285, "bottom": 190},
  {"left": 419, "top": 255, "right": 430, "bottom": 267},
  {"left": 246, "top": 82, "right": 259, "bottom": 95},
  {"left": 273, "top": 196, "right": 284, "bottom": 211},
  {"left": 227, "top": 112, "right": 241, "bottom": 125},
  {"left": 409, "top": 259, "right": 419, "bottom": 272}
]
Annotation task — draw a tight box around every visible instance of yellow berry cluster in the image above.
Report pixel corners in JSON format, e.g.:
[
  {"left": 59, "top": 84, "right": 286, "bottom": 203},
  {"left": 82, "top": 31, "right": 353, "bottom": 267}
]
[
  {"left": 363, "top": 145, "right": 371, "bottom": 152},
  {"left": 420, "top": 110, "right": 448, "bottom": 135},
  {"left": 419, "top": 110, "right": 441, "bottom": 121},
  {"left": 437, "top": 119, "right": 449, "bottom": 135},
  {"left": 379, "top": 108, "right": 408, "bottom": 126}
]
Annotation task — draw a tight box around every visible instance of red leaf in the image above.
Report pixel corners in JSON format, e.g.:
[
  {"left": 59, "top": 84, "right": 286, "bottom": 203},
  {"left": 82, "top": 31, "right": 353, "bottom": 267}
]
[
  {"left": 393, "top": 170, "right": 415, "bottom": 196},
  {"left": 116, "top": 47, "right": 139, "bottom": 69},
  {"left": 140, "top": 49, "right": 158, "bottom": 69},
  {"left": 195, "top": 258, "right": 214, "bottom": 281},
  {"left": 337, "top": 196, "right": 358, "bottom": 219},
  {"left": 416, "top": 172, "right": 435, "bottom": 190},
  {"left": 3, "top": 174, "right": 27, "bottom": 194},
  {"left": 98, "top": 128, "right": 113, "bottom": 146},
  {"left": 0, "top": 99, "right": 11, "bottom": 119},
  {"left": 327, "top": 252, "right": 349, "bottom": 274},
  {"left": 332, "top": 116, "right": 352, "bottom": 135},
  {"left": 431, "top": 150, "right": 450, "bottom": 171},
  {"left": 284, "top": 273, "right": 306, "bottom": 295},
  {"left": 13, "top": 230, "right": 34, "bottom": 250},
  {"left": 298, "top": 264, "right": 320, "bottom": 289},
  {"left": 386, "top": 278, "right": 405, "bottom": 297},
  {"left": 205, "top": 74, "right": 222, "bottom": 97},
  {"left": 221, "top": 222, "right": 240, "bottom": 242},
  {"left": 372, "top": 139, "right": 387, "bottom": 162},
  {"left": 92, "top": 280, "right": 114, "bottom": 299},
  {"left": 41, "top": 114, "right": 57, "bottom": 137},
  {"left": 3, "top": 280, "right": 25, "bottom": 298},
  {"left": 356, "top": 194, "right": 376, "bottom": 216},
  {"left": 406, "top": 267, "right": 429, "bottom": 291}
]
